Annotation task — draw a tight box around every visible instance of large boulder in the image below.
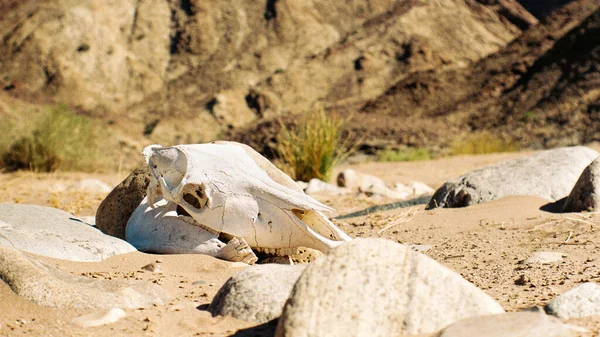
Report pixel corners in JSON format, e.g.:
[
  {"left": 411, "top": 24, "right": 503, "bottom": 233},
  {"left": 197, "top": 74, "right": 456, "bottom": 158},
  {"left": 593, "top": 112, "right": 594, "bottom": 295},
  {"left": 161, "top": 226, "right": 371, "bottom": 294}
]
[
  {"left": 427, "top": 146, "right": 599, "bottom": 209},
  {"left": 434, "top": 312, "right": 574, "bottom": 337},
  {"left": 0, "top": 245, "right": 167, "bottom": 309},
  {"left": 563, "top": 156, "right": 600, "bottom": 212},
  {"left": 545, "top": 282, "right": 600, "bottom": 319},
  {"left": 209, "top": 264, "right": 306, "bottom": 323},
  {"left": 0, "top": 204, "right": 135, "bottom": 262},
  {"left": 275, "top": 238, "right": 504, "bottom": 337},
  {"left": 96, "top": 166, "right": 152, "bottom": 240}
]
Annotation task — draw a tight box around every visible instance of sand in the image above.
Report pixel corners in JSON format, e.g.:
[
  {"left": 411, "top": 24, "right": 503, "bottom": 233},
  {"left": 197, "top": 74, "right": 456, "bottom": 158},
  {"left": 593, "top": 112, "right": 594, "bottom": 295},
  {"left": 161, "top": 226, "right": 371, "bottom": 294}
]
[{"left": 1, "top": 150, "right": 599, "bottom": 336}]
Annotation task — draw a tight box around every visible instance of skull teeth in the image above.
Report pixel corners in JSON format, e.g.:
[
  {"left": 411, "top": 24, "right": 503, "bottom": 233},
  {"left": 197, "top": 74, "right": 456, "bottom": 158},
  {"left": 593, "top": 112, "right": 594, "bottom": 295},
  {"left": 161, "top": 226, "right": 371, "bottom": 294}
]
[{"left": 255, "top": 247, "right": 299, "bottom": 256}]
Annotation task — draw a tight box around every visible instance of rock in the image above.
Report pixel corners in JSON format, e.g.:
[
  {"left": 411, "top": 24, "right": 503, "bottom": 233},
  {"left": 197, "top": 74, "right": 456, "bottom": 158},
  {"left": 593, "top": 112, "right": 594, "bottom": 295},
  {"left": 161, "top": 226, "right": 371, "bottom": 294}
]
[
  {"left": 427, "top": 146, "right": 599, "bottom": 209},
  {"left": 96, "top": 166, "right": 152, "bottom": 240},
  {"left": 394, "top": 183, "right": 414, "bottom": 197},
  {"left": 0, "top": 245, "right": 167, "bottom": 309},
  {"left": 304, "top": 178, "right": 347, "bottom": 195},
  {"left": 141, "top": 263, "right": 162, "bottom": 273},
  {"left": 545, "top": 282, "right": 600, "bottom": 319},
  {"left": 71, "top": 308, "right": 126, "bottom": 328},
  {"left": 524, "top": 252, "right": 565, "bottom": 265},
  {"left": 563, "top": 156, "right": 600, "bottom": 212},
  {"left": 434, "top": 312, "right": 574, "bottom": 337},
  {"left": 295, "top": 181, "right": 309, "bottom": 190},
  {"left": 275, "top": 238, "right": 504, "bottom": 336},
  {"left": 337, "top": 169, "right": 386, "bottom": 190},
  {"left": 209, "top": 264, "right": 306, "bottom": 323},
  {"left": 0, "top": 204, "right": 135, "bottom": 262},
  {"left": 67, "top": 179, "right": 112, "bottom": 193},
  {"left": 362, "top": 183, "right": 410, "bottom": 199},
  {"left": 409, "top": 181, "right": 435, "bottom": 196},
  {"left": 209, "top": 89, "right": 261, "bottom": 128}
]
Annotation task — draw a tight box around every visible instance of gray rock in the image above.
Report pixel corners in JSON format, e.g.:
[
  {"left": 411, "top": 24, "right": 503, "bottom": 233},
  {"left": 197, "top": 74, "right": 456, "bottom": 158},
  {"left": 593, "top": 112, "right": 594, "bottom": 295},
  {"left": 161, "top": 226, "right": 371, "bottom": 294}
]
[
  {"left": 304, "top": 178, "right": 347, "bottom": 195},
  {"left": 564, "top": 156, "right": 600, "bottom": 212},
  {"left": 337, "top": 169, "right": 386, "bottom": 190},
  {"left": 209, "top": 264, "right": 306, "bottom": 323},
  {"left": 434, "top": 312, "right": 574, "bottom": 337},
  {"left": 545, "top": 282, "right": 600, "bottom": 318},
  {"left": 96, "top": 166, "right": 152, "bottom": 240},
  {"left": 0, "top": 204, "right": 135, "bottom": 262},
  {"left": 427, "top": 146, "right": 599, "bottom": 209},
  {"left": 524, "top": 252, "right": 565, "bottom": 265},
  {"left": 0, "top": 245, "right": 167, "bottom": 309},
  {"left": 275, "top": 238, "right": 504, "bottom": 337},
  {"left": 409, "top": 181, "right": 435, "bottom": 196}
]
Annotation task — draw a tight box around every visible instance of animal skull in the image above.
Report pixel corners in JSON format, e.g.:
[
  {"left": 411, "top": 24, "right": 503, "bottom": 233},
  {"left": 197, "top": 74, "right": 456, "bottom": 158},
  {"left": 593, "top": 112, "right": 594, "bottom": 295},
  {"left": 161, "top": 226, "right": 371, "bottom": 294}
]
[{"left": 127, "top": 142, "right": 350, "bottom": 261}]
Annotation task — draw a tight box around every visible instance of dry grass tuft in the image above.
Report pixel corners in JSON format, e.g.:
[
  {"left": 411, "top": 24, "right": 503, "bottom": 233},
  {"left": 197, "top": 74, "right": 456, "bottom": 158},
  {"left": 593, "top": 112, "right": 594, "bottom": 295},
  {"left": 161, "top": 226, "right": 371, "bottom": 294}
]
[
  {"left": 275, "top": 107, "right": 353, "bottom": 182},
  {"left": 377, "top": 147, "right": 432, "bottom": 162},
  {"left": 1, "top": 104, "right": 103, "bottom": 172},
  {"left": 451, "top": 131, "right": 519, "bottom": 155}
]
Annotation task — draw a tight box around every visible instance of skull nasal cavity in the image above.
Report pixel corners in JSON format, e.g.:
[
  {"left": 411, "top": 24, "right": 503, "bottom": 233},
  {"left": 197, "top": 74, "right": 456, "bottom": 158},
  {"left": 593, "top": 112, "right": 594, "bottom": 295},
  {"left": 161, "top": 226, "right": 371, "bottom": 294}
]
[
  {"left": 291, "top": 208, "right": 305, "bottom": 219},
  {"left": 183, "top": 193, "right": 202, "bottom": 209}
]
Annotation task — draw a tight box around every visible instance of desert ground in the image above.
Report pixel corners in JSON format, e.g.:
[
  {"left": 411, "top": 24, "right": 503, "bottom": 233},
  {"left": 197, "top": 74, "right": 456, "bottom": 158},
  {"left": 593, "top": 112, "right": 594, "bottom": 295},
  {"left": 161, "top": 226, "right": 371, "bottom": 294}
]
[{"left": 1, "top": 147, "right": 599, "bottom": 336}]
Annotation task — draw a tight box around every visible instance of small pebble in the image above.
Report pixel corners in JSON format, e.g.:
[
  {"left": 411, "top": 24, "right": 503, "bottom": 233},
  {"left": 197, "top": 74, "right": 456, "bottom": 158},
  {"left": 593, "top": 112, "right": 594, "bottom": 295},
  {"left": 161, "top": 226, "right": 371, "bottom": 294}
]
[
  {"left": 141, "top": 263, "right": 162, "bottom": 273},
  {"left": 192, "top": 280, "right": 207, "bottom": 286}
]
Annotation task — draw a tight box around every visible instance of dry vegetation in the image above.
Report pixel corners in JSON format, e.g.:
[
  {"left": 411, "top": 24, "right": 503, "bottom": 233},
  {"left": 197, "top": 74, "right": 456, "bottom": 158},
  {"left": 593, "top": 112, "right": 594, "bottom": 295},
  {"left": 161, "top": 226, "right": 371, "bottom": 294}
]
[
  {"left": 450, "top": 131, "right": 519, "bottom": 156},
  {"left": 377, "top": 147, "right": 433, "bottom": 162},
  {"left": 275, "top": 108, "right": 354, "bottom": 182},
  {"left": 0, "top": 105, "right": 105, "bottom": 172}
]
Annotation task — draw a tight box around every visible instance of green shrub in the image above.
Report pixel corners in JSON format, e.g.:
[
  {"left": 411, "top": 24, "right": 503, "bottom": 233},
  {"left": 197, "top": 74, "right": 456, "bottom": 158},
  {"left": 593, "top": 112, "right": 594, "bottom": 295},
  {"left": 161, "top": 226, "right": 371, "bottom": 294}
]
[
  {"left": 377, "top": 147, "right": 432, "bottom": 162},
  {"left": 450, "top": 132, "right": 518, "bottom": 155},
  {"left": 2, "top": 104, "right": 101, "bottom": 172},
  {"left": 276, "top": 107, "right": 352, "bottom": 182}
]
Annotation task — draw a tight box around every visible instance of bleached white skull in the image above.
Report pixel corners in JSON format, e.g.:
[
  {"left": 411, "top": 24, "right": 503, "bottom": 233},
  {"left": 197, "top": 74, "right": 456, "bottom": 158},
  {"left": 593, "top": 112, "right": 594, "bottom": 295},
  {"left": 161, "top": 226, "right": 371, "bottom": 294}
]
[{"left": 127, "top": 142, "right": 350, "bottom": 261}]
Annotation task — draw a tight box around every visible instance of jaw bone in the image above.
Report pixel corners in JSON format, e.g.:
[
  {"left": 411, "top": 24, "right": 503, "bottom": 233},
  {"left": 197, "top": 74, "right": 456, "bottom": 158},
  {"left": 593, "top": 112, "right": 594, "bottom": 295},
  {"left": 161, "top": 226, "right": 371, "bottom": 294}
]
[
  {"left": 126, "top": 197, "right": 258, "bottom": 264},
  {"left": 140, "top": 142, "right": 351, "bottom": 255}
]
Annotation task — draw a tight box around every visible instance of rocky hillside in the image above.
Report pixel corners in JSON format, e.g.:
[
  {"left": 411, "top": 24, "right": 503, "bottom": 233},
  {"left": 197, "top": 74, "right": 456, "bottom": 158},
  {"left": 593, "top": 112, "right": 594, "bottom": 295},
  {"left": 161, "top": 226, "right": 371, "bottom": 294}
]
[
  {"left": 0, "top": 0, "right": 528, "bottom": 146},
  {"left": 231, "top": 0, "right": 599, "bottom": 156},
  {"left": 355, "top": 0, "right": 599, "bottom": 149},
  {"left": 1, "top": 0, "right": 596, "bottom": 160}
]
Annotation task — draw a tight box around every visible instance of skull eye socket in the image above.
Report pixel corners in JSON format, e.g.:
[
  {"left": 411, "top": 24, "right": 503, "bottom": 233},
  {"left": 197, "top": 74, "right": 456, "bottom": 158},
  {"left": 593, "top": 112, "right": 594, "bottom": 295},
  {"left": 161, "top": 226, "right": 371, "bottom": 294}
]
[
  {"left": 183, "top": 193, "right": 202, "bottom": 209},
  {"left": 181, "top": 185, "right": 208, "bottom": 210}
]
